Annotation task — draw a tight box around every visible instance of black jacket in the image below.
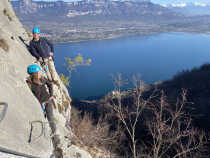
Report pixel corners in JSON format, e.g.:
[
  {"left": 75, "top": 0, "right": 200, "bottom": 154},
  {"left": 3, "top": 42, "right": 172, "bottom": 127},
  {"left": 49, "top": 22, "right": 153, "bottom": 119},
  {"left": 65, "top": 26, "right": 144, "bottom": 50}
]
[
  {"left": 30, "top": 78, "right": 54, "bottom": 104},
  {"left": 29, "top": 37, "right": 54, "bottom": 60}
]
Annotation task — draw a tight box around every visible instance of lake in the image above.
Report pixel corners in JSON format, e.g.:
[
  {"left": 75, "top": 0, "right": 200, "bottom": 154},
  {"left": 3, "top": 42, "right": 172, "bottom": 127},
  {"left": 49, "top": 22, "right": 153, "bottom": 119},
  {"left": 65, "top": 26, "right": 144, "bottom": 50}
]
[{"left": 54, "top": 32, "right": 210, "bottom": 99}]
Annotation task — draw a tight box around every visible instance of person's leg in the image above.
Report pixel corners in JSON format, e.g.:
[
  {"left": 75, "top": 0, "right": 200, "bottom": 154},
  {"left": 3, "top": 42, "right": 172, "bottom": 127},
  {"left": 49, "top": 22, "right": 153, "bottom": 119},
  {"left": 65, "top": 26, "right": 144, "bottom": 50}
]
[
  {"left": 45, "top": 104, "right": 63, "bottom": 158},
  {"left": 44, "top": 59, "right": 53, "bottom": 81},
  {"left": 45, "top": 103, "right": 56, "bottom": 135},
  {"left": 48, "top": 58, "right": 58, "bottom": 82}
]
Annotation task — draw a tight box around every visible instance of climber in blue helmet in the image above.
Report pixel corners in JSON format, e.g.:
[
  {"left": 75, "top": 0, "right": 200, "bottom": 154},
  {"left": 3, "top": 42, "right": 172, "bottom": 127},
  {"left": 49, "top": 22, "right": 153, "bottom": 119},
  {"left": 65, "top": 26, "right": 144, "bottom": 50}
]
[
  {"left": 29, "top": 27, "right": 60, "bottom": 87},
  {"left": 32, "top": 27, "right": 40, "bottom": 34},
  {"left": 31, "top": 28, "right": 40, "bottom": 42},
  {"left": 27, "top": 64, "right": 56, "bottom": 137},
  {"left": 27, "top": 64, "right": 42, "bottom": 75}
]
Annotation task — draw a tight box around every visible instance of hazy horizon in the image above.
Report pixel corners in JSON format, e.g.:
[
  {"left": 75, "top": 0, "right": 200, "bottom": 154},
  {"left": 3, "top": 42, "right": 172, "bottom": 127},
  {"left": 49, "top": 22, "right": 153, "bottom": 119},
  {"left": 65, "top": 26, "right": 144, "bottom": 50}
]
[{"left": 11, "top": 0, "right": 210, "bottom": 5}]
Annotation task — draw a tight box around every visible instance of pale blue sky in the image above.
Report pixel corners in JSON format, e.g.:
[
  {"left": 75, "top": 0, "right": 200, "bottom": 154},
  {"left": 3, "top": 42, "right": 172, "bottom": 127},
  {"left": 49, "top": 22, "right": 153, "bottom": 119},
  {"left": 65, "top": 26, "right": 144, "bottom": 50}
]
[
  {"left": 151, "top": 0, "right": 210, "bottom": 5},
  {"left": 22, "top": 0, "right": 210, "bottom": 5}
]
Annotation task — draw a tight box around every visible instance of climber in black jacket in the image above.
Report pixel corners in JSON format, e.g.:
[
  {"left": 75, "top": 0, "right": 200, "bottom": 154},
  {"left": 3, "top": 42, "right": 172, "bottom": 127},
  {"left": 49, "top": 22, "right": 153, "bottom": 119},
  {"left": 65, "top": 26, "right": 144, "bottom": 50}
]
[
  {"left": 29, "top": 27, "right": 59, "bottom": 86},
  {"left": 30, "top": 36, "right": 54, "bottom": 60}
]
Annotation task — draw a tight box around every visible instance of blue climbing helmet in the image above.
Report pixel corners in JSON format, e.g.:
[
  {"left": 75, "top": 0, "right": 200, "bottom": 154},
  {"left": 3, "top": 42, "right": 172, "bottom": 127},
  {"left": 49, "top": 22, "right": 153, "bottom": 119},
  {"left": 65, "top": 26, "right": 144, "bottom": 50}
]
[
  {"left": 27, "top": 64, "right": 42, "bottom": 74},
  {"left": 32, "top": 27, "right": 40, "bottom": 34}
]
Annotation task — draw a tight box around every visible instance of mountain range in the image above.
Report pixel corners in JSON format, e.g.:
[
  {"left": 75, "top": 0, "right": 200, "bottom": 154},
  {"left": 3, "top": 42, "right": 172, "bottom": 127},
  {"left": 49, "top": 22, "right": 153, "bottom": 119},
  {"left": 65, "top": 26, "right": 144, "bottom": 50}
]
[
  {"left": 12, "top": 0, "right": 180, "bottom": 21},
  {"left": 162, "top": 2, "right": 210, "bottom": 16},
  {"left": 10, "top": 0, "right": 210, "bottom": 43}
]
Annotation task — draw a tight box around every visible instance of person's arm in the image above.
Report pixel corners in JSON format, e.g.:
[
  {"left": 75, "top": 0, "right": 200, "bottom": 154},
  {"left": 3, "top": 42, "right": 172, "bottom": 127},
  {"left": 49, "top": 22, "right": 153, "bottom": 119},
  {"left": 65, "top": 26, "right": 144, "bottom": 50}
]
[
  {"left": 29, "top": 41, "right": 41, "bottom": 60},
  {"left": 45, "top": 79, "right": 54, "bottom": 97},
  {"left": 30, "top": 84, "right": 42, "bottom": 104},
  {"left": 44, "top": 38, "right": 54, "bottom": 53}
]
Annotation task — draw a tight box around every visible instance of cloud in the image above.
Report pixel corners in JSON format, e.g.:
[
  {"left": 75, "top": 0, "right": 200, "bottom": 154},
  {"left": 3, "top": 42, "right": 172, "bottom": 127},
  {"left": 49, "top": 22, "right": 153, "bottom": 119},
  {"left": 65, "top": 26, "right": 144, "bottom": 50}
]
[
  {"left": 171, "top": 3, "right": 187, "bottom": 8},
  {"left": 194, "top": 2, "right": 207, "bottom": 7},
  {"left": 160, "top": 4, "right": 167, "bottom": 7}
]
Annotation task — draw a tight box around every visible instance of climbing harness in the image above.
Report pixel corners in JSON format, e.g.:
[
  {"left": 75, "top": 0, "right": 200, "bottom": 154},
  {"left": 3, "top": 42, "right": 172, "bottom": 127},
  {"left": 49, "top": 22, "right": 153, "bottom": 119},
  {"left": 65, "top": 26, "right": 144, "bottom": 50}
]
[{"left": 40, "top": 61, "right": 48, "bottom": 76}]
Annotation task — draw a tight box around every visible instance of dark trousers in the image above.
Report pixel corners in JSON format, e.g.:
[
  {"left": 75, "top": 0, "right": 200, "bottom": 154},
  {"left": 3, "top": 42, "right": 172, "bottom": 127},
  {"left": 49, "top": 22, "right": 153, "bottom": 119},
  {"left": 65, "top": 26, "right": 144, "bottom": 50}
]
[{"left": 45, "top": 103, "right": 56, "bottom": 134}]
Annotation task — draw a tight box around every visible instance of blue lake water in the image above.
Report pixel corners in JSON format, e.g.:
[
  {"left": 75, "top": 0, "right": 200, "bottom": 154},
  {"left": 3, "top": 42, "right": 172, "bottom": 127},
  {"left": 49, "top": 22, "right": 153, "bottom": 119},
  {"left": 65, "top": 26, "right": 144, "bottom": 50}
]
[{"left": 54, "top": 32, "right": 210, "bottom": 99}]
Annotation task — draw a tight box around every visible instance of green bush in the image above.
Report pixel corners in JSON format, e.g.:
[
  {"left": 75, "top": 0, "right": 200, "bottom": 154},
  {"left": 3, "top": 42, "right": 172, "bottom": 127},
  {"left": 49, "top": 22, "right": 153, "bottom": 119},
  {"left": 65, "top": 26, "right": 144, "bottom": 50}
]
[
  {"left": 64, "top": 53, "right": 91, "bottom": 78},
  {"left": 59, "top": 73, "right": 70, "bottom": 87}
]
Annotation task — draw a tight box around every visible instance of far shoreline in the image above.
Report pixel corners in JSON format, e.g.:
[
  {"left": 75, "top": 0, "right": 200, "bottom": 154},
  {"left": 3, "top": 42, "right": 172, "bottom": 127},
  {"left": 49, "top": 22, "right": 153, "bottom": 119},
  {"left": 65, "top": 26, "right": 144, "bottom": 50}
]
[{"left": 52, "top": 31, "right": 210, "bottom": 44}]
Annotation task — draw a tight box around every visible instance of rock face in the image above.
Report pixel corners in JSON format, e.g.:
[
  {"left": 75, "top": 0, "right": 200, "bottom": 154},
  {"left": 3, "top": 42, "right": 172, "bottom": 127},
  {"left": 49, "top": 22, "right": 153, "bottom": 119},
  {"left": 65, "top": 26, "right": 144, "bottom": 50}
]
[{"left": 0, "top": 0, "right": 92, "bottom": 157}]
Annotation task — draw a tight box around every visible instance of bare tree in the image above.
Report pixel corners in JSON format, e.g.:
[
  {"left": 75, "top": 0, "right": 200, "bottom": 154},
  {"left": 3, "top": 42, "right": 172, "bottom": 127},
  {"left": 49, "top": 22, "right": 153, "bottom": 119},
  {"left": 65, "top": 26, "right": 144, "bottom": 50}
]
[
  {"left": 140, "top": 89, "right": 208, "bottom": 158},
  {"left": 108, "top": 74, "right": 151, "bottom": 158},
  {"left": 108, "top": 74, "right": 208, "bottom": 158},
  {"left": 70, "top": 72, "right": 209, "bottom": 158}
]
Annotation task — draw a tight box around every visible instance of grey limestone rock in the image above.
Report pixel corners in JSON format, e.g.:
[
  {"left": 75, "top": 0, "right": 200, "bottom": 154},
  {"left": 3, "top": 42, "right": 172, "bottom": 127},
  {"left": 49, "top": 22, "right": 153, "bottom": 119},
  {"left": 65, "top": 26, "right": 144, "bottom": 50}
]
[{"left": 0, "top": 0, "right": 92, "bottom": 158}]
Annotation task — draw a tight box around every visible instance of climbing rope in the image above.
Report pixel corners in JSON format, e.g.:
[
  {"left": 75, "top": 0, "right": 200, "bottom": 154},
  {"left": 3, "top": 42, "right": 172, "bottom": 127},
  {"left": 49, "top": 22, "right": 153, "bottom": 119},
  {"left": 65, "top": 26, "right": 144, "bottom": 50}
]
[{"left": 0, "top": 146, "right": 41, "bottom": 158}]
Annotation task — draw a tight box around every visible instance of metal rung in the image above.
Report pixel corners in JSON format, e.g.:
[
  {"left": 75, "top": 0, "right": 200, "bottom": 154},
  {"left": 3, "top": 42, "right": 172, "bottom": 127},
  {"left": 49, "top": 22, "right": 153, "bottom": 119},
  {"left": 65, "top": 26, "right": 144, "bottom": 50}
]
[
  {"left": 0, "top": 103, "right": 42, "bottom": 157},
  {"left": 0, "top": 102, "right": 8, "bottom": 123}
]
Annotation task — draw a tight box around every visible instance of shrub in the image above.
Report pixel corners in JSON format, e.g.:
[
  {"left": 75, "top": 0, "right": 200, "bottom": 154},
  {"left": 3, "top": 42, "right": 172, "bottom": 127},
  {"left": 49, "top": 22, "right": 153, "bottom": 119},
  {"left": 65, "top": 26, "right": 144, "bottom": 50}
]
[
  {"left": 59, "top": 73, "right": 70, "bottom": 87},
  {"left": 0, "top": 39, "right": 9, "bottom": 52},
  {"left": 64, "top": 53, "right": 91, "bottom": 78},
  {"left": 70, "top": 106, "right": 119, "bottom": 151}
]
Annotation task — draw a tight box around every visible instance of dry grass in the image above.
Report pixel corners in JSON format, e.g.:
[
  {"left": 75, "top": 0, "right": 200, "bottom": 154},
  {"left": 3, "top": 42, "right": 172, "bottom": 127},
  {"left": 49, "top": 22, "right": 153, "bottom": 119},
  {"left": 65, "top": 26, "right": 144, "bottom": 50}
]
[
  {"left": 70, "top": 106, "right": 119, "bottom": 149},
  {"left": 0, "top": 39, "right": 9, "bottom": 52}
]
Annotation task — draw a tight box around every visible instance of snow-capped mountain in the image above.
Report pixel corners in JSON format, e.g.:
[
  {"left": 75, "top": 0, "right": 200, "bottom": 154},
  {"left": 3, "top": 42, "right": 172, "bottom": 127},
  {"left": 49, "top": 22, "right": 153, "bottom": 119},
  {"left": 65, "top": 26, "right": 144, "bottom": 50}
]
[{"left": 162, "top": 2, "right": 210, "bottom": 16}]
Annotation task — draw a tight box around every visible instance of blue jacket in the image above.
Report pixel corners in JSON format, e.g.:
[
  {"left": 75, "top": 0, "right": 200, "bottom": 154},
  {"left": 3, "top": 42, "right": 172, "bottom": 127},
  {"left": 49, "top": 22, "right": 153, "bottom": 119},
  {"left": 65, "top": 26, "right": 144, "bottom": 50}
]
[{"left": 29, "top": 37, "right": 54, "bottom": 60}]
